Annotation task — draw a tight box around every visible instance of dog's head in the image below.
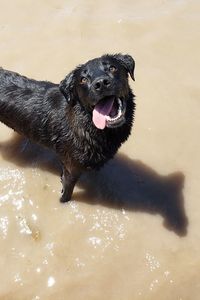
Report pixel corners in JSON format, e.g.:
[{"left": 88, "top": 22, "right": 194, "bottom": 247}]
[{"left": 60, "top": 54, "right": 135, "bottom": 130}]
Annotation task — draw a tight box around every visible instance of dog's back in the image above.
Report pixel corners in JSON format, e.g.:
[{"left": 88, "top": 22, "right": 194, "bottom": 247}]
[
  {"left": 0, "top": 68, "right": 54, "bottom": 90},
  {"left": 0, "top": 68, "right": 62, "bottom": 144}
]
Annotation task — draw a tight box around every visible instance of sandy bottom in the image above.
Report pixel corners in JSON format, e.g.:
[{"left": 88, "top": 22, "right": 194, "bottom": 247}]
[{"left": 0, "top": 0, "right": 200, "bottom": 299}]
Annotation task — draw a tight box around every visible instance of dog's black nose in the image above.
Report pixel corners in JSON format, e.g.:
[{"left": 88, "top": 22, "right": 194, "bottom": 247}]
[{"left": 93, "top": 78, "right": 111, "bottom": 91}]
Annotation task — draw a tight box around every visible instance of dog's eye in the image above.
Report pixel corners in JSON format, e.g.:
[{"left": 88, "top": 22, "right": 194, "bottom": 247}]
[
  {"left": 81, "top": 77, "right": 88, "bottom": 84},
  {"left": 109, "top": 66, "right": 117, "bottom": 73}
]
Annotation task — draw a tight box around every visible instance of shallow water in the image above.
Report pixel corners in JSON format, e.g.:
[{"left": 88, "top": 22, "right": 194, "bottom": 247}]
[{"left": 0, "top": 0, "right": 200, "bottom": 299}]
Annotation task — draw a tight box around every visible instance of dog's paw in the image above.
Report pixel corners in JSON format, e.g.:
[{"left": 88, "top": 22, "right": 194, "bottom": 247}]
[{"left": 60, "top": 191, "right": 72, "bottom": 203}]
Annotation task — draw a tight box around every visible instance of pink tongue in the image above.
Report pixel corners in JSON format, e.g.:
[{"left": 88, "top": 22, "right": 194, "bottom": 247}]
[{"left": 92, "top": 97, "right": 114, "bottom": 130}]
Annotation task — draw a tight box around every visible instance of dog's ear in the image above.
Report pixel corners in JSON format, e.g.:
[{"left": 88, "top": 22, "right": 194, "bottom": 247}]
[
  {"left": 113, "top": 54, "right": 135, "bottom": 81},
  {"left": 59, "top": 71, "right": 75, "bottom": 104}
]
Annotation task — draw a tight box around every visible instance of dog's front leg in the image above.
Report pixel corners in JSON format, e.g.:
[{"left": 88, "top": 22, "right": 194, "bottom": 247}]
[{"left": 60, "top": 166, "right": 81, "bottom": 203}]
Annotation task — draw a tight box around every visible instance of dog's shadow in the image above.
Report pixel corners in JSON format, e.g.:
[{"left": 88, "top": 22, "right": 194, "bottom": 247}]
[{"left": 0, "top": 134, "right": 188, "bottom": 236}]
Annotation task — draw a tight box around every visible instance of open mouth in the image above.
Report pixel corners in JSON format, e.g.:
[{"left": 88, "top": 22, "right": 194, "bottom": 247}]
[{"left": 92, "top": 96, "right": 126, "bottom": 130}]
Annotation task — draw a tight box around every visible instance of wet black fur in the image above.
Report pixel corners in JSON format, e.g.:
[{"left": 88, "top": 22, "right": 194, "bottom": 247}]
[{"left": 0, "top": 54, "right": 135, "bottom": 202}]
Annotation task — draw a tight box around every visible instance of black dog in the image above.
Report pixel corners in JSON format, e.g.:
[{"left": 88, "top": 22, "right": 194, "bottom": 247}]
[{"left": 0, "top": 54, "right": 135, "bottom": 202}]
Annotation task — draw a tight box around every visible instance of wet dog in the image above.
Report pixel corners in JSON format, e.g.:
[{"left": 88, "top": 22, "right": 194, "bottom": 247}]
[{"left": 0, "top": 54, "right": 135, "bottom": 202}]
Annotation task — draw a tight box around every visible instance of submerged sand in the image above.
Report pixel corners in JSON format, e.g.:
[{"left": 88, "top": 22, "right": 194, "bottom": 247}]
[{"left": 0, "top": 0, "right": 200, "bottom": 299}]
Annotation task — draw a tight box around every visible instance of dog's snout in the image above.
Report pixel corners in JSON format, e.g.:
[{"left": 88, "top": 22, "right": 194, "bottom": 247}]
[{"left": 93, "top": 78, "right": 111, "bottom": 91}]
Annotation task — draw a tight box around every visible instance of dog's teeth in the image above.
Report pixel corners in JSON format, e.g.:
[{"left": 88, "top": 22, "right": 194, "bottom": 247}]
[
  {"left": 118, "top": 98, "right": 122, "bottom": 109},
  {"left": 105, "top": 98, "right": 123, "bottom": 123}
]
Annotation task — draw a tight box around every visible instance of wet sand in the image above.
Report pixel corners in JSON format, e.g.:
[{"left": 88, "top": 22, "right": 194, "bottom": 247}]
[{"left": 0, "top": 0, "right": 200, "bottom": 299}]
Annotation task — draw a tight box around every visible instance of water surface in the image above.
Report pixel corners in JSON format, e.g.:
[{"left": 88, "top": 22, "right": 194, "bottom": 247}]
[{"left": 0, "top": 0, "right": 199, "bottom": 299}]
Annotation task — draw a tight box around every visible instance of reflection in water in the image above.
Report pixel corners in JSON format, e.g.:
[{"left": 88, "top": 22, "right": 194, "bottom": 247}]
[
  {"left": 0, "top": 215, "right": 9, "bottom": 239},
  {"left": 0, "top": 134, "right": 61, "bottom": 175},
  {"left": 0, "top": 134, "right": 188, "bottom": 236},
  {"left": 79, "top": 155, "right": 188, "bottom": 236},
  {"left": 47, "top": 276, "right": 55, "bottom": 288}
]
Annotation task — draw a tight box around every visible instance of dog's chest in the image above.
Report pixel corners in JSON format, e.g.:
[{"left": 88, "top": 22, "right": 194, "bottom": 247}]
[{"left": 72, "top": 126, "right": 118, "bottom": 169}]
